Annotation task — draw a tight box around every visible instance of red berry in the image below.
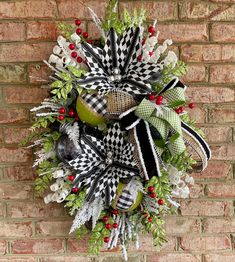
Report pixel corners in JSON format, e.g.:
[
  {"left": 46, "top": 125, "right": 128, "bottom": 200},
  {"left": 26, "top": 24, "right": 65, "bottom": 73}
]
[
  {"left": 68, "top": 109, "right": 75, "bottom": 117},
  {"left": 158, "top": 199, "right": 164, "bottom": 205},
  {"left": 188, "top": 102, "right": 195, "bottom": 109},
  {"left": 112, "top": 210, "right": 118, "bottom": 215},
  {"left": 143, "top": 213, "right": 148, "bottom": 218},
  {"left": 104, "top": 237, "right": 109, "bottom": 243},
  {"left": 75, "top": 19, "right": 81, "bottom": 26},
  {"left": 148, "top": 26, "right": 155, "bottom": 34},
  {"left": 156, "top": 95, "right": 163, "bottom": 105},
  {"left": 76, "top": 28, "right": 82, "bottom": 35},
  {"left": 58, "top": 115, "right": 64, "bottom": 121},
  {"left": 137, "top": 54, "right": 142, "bottom": 61},
  {"left": 75, "top": 116, "right": 80, "bottom": 122},
  {"left": 71, "top": 51, "right": 77, "bottom": 58},
  {"left": 68, "top": 175, "right": 75, "bottom": 181},
  {"left": 58, "top": 107, "right": 65, "bottom": 114},
  {"left": 113, "top": 222, "right": 118, "bottom": 229},
  {"left": 150, "top": 192, "right": 156, "bottom": 198},
  {"left": 76, "top": 56, "right": 83, "bottom": 63},
  {"left": 148, "top": 94, "right": 155, "bottom": 101},
  {"left": 103, "top": 216, "right": 109, "bottom": 222},
  {"left": 179, "top": 106, "right": 184, "bottom": 113},
  {"left": 105, "top": 223, "right": 112, "bottom": 230},
  {"left": 72, "top": 187, "right": 79, "bottom": 193},
  {"left": 87, "top": 39, "right": 93, "bottom": 44},
  {"left": 175, "top": 108, "right": 181, "bottom": 114},
  {"left": 148, "top": 217, "right": 153, "bottom": 222},
  {"left": 69, "top": 43, "right": 75, "bottom": 50},
  {"left": 148, "top": 186, "right": 155, "bottom": 192},
  {"left": 149, "top": 51, "right": 154, "bottom": 57},
  {"left": 83, "top": 32, "right": 89, "bottom": 38}
]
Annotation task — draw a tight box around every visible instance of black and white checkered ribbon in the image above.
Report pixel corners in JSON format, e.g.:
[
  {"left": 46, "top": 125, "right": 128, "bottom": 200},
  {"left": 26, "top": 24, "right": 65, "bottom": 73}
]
[
  {"left": 69, "top": 123, "right": 139, "bottom": 204},
  {"left": 77, "top": 27, "right": 160, "bottom": 96}
]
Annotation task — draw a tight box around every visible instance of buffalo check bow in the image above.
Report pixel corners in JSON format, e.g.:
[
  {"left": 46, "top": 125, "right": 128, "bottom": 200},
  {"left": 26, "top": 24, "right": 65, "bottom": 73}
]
[
  {"left": 68, "top": 123, "right": 139, "bottom": 205},
  {"left": 77, "top": 27, "right": 161, "bottom": 96}
]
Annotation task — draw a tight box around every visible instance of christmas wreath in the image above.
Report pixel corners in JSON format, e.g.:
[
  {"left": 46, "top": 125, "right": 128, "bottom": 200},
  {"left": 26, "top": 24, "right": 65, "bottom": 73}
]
[{"left": 24, "top": 1, "right": 211, "bottom": 260}]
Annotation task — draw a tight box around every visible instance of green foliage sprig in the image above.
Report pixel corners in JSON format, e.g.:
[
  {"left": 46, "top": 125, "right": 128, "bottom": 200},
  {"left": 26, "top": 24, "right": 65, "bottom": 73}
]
[
  {"left": 58, "top": 22, "right": 74, "bottom": 40},
  {"left": 153, "top": 61, "right": 188, "bottom": 92},
  {"left": 65, "top": 190, "right": 86, "bottom": 216}
]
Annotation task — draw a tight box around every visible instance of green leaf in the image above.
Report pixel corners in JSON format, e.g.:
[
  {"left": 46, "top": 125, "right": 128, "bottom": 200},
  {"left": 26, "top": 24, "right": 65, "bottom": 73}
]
[
  {"left": 51, "top": 80, "right": 64, "bottom": 88},
  {"left": 59, "top": 72, "right": 72, "bottom": 81}
]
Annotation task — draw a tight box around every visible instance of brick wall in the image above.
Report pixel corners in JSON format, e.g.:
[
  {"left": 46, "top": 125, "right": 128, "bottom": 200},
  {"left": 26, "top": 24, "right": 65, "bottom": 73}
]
[{"left": 0, "top": 0, "right": 234, "bottom": 261}]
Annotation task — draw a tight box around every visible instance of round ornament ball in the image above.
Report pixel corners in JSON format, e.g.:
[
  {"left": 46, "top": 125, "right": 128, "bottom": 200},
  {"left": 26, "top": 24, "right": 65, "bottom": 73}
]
[
  {"left": 111, "top": 182, "right": 143, "bottom": 212},
  {"left": 76, "top": 95, "right": 106, "bottom": 126},
  {"left": 55, "top": 134, "right": 81, "bottom": 163}
]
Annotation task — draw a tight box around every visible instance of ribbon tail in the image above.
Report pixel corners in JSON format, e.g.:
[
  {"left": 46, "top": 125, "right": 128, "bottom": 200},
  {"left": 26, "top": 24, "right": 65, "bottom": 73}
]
[
  {"left": 181, "top": 121, "right": 211, "bottom": 171},
  {"left": 133, "top": 120, "right": 161, "bottom": 180}
]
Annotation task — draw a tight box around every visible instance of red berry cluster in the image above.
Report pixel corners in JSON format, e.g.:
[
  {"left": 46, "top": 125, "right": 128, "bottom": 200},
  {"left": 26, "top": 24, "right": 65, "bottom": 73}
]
[
  {"left": 102, "top": 211, "right": 119, "bottom": 243},
  {"left": 148, "top": 94, "right": 163, "bottom": 105},
  {"left": 75, "top": 19, "right": 92, "bottom": 43},
  {"left": 57, "top": 107, "right": 79, "bottom": 122},
  {"left": 147, "top": 185, "right": 164, "bottom": 205},
  {"left": 175, "top": 106, "right": 184, "bottom": 114}
]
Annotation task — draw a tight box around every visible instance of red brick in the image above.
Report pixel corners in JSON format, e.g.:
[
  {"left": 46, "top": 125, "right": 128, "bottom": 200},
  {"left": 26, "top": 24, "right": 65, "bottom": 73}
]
[
  {"left": 187, "top": 106, "right": 206, "bottom": 123},
  {"left": 119, "top": 1, "right": 177, "bottom": 21},
  {"left": 0, "top": 183, "right": 32, "bottom": 200},
  {"left": 158, "top": 24, "right": 208, "bottom": 42},
  {"left": 210, "top": 65, "right": 235, "bottom": 84},
  {"left": 57, "top": 0, "right": 106, "bottom": 19},
  {"left": 180, "top": 200, "right": 233, "bottom": 216},
  {"left": 36, "top": 220, "right": 71, "bottom": 236},
  {"left": 130, "top": 235, "right": 175, "bottom": 253},
  {"left": 210, "top": 107, "right": 235, "bottom": 123},
  {"left": 0, "top": 241, "right": 7, "bottom": 255},
  {"left": 9, "top": 201, "right": 66, "bottom": 218},
  {"left": 181, "top": 65, "right": 207, "bottom": 83},
  {"left": 0, "top": 109, "right": 28, "bottom": 124},
  {"left": 187, "top": 86, "right": 234, "bottom": 104},
  {"left": 4, "top": 86, "right": 48, "bottom": 104},
  {"left": 40, "top": 257, "right": 92, "bottom": 262},
  {"left": 189, "top": 183, "right": 204, "bottom": 198},
  {"left": 0, "top": 221, "right": 32, "bottom": 237},
  {"left": 207, "top": 182, "right": 235, "bottom": 197},
  {"left": 202, "top": 126, "right": 232, "bottom": 143},
  {"left": 180, "top": 2, "right": 235, "bottom": 21},
  {"left": 0, "top": 147, "right": 31, "bottom": 163},
  {"left": 67, "top": 237, "right": 89, "bottom": 253},
  {"left": 0, "top": 23, "right": 25, "bottom": 42},
  {"left": 3, "top": 128, "right": 31, "bottom": 144},
  {"left": 165, "top": 217, "right": 201, "bottom": 234},
  {"left": 0, "top": 65, "right": 27, "bottom": 84},
  {"left": 0, "top": 0, "right": 57, "bottom": 19},
  {"left": 0, "top": 42, "right": 55, "bottom": 63},
  {"left": 181, "top": 44, "right": 235, "bottom": 62},
  {"left": 204, "top": 218, "right": 235, "bottom": 233},
  {"left": 211, "top": 145, "right": 235, "bottom": 161},
  {"left": 192, "top": 162, "right": 231, "bottom": 179},
  {"left": 146, "top": 253, "right": 201, "bottom": 262},
  {"left": 211, "top": 23, "right": 235, "bottom": 42},
  {"left": 87, "top": 22, "right": 102, "bottom": 40},
  {"left": 204, "top": 253, "right": 235, "bottom": 262},
  {"left": 3, "top": 166, "right": 34, "bottom": 181},
  {"left": 180, "top": 235, "right": 231, "bottom": 251},
  {"left": 28, "top": 64, "right": 51, "bottom": 84},
  {"left": 27, "top": 21, "right": 58, "bottom": 41},
  {"left": 12, "top": 239, "right": 64, "bottom": 254}
]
